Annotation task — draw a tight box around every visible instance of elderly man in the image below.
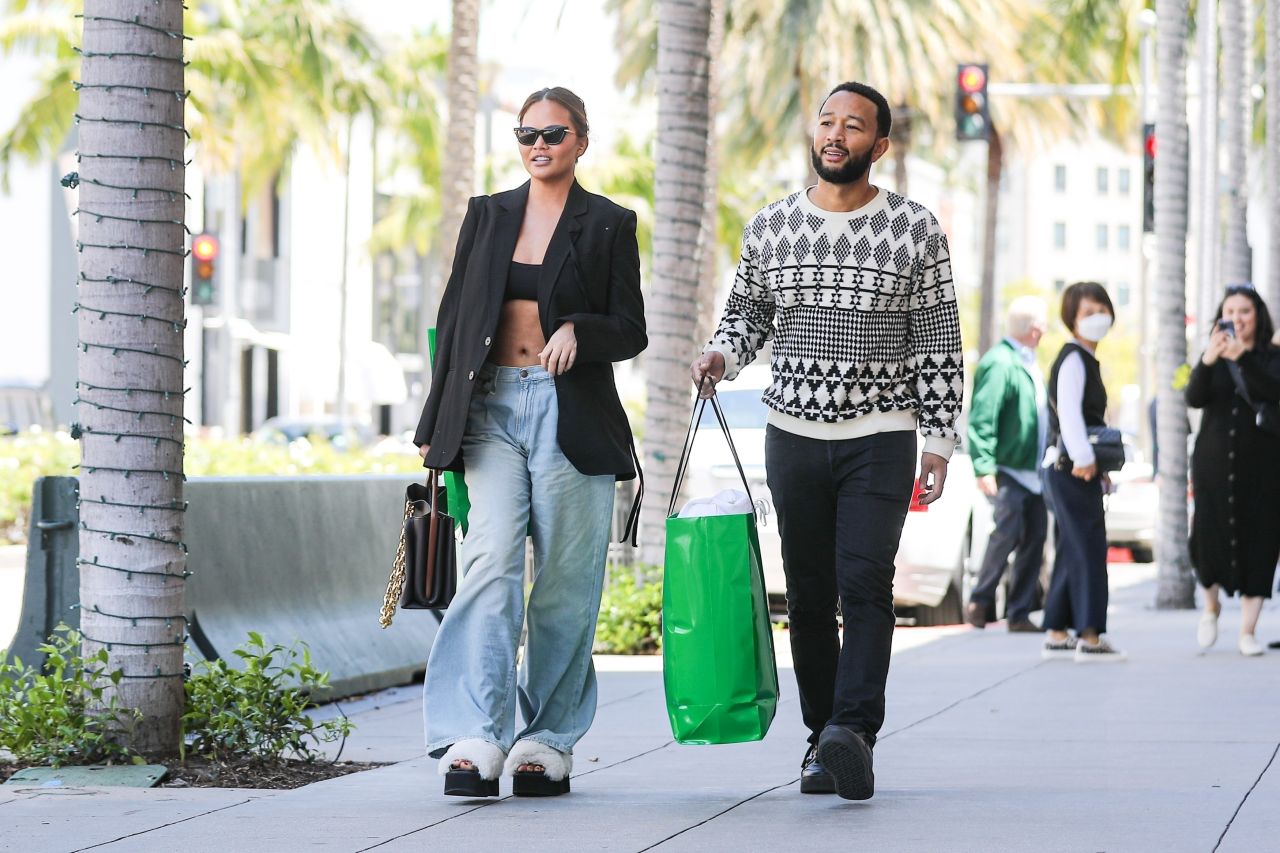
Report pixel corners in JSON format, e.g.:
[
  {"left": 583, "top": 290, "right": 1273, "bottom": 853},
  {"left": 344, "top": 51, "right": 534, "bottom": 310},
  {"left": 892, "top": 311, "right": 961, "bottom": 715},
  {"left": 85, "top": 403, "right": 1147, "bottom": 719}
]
[{"left": 966, "top": 296, "right": 1050, "bottom": 632}]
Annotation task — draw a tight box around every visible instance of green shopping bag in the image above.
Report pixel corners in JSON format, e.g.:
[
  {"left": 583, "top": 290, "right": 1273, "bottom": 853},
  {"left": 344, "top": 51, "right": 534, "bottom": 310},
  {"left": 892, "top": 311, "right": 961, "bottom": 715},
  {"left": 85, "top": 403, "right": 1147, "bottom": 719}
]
[
  {"left": 427, "top": 327, "right": 469, "bottom": 534},
  {"left": 662, "top": 392, "right": 779, "bottom": 745}
]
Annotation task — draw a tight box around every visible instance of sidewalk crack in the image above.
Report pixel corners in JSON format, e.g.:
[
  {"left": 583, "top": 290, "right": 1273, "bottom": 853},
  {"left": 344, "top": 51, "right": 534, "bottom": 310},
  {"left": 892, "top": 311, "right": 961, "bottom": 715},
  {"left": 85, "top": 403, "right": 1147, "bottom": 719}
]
[
  {"left": 69, "top": 797, "right": 262, "bottom": 852},
  {"left": 879, "top": 660, "right": 1047, "bottom": 741},
  {"left": 1213, "top": 740, "right": 1280, "bottom": 852}
]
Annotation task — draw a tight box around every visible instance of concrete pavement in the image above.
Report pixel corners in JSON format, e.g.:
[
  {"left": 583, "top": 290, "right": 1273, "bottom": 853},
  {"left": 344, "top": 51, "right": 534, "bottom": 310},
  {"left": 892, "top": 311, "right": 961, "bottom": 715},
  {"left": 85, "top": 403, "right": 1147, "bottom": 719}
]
[{"left": 2, "top": 563, "right": 1278, "bottom": 852}]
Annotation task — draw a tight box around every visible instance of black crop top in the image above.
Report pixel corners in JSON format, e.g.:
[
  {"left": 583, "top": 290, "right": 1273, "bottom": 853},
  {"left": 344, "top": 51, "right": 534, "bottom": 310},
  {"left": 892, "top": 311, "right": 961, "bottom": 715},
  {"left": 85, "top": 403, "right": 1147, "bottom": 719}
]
[{"left": 506, "top": 261, "right": 539, "bottom": 302}]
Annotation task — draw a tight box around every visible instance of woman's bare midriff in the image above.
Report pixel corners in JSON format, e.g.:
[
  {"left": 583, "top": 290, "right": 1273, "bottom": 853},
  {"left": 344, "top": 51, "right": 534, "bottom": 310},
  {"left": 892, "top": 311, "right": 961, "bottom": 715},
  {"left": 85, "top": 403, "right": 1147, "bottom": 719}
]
[{"left": 489, "top": 299, "right": 546, "bottom": 367}]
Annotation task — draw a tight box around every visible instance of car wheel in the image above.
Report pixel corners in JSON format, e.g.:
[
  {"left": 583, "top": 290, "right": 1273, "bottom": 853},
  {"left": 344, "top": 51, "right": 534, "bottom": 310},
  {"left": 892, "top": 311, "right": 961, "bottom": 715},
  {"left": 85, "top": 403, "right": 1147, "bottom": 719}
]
[
  {"left": 913, "top": 581, "right": 964, "bottom": 627},
  {"left": 1130, "top": 546, "right": 1155, "bottom": 564}
]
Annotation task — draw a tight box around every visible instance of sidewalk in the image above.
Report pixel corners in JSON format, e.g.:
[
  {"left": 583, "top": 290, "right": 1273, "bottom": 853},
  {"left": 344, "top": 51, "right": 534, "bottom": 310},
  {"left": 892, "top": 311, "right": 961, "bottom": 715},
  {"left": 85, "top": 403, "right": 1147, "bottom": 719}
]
[{"left": 3, "top": 564, "right": 1278, "bottom": 853}]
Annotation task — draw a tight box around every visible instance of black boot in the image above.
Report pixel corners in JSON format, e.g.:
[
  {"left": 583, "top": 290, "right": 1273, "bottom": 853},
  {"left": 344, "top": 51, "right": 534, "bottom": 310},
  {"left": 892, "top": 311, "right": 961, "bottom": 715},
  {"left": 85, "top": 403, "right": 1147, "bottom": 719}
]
[{"left": 816, "top": 724, "right": 874, "bottom": 800}]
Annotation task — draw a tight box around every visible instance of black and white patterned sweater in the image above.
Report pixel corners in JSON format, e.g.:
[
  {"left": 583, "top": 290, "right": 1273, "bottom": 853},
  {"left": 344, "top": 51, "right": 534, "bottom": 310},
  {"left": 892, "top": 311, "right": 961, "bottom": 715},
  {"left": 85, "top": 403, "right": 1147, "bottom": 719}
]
[{"left": 705, "top": 187, "right": 964, "bottom": 459}]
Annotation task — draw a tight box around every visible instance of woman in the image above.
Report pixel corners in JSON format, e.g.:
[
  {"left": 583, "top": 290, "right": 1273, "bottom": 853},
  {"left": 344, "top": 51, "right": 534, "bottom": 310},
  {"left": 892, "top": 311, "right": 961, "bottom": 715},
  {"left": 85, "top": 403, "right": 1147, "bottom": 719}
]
[
  {"left": 1187, "top": 285, "right": 1280, "bottom": 656},
  {"left": 413, "top": 87, "right": 646, "bottom": 797},
  {"left": 1041, "top": 281, "right": 1125, "bottom": 662}
]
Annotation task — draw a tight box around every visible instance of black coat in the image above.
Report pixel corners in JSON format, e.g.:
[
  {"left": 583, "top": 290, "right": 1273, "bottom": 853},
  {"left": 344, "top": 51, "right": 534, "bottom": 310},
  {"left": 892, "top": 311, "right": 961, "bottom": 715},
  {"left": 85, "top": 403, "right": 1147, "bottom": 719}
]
[
  {"left": 413, "top": 180, "right": 647, "bottom": 479},
  {"left": 1186, "top": 348, "right": 1280, "bottom": 597}
]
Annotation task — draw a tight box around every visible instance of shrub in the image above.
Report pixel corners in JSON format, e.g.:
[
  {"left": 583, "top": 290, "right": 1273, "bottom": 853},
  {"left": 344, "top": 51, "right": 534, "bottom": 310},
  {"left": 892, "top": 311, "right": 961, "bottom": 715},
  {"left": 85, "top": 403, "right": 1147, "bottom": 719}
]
[
  {"left": 593, "top": 564, "right": 663, "bottom": 655},
  {"left": 0, "top": 624, "right": 140, "bottom": 766},
  {"left": 182, "top": 632, "right": 353, "bottom": 764}
]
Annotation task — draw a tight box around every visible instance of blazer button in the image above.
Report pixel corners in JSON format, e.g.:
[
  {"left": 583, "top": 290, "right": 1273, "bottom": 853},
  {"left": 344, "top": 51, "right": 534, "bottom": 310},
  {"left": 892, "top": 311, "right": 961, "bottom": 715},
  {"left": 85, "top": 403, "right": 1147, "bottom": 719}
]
[
  {"left": 484, "top": 336, "right": 492, "bottom": 346},
  {"left": 468, "top": 370, "right": 476, "bottom": 380}
]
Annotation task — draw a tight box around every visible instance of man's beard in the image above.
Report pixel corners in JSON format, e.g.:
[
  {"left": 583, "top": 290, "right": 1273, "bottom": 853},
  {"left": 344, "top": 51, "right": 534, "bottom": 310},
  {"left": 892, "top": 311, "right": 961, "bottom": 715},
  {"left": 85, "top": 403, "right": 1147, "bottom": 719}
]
[{"left": 810, "top": 143, "right": 874, "bottom": 184}]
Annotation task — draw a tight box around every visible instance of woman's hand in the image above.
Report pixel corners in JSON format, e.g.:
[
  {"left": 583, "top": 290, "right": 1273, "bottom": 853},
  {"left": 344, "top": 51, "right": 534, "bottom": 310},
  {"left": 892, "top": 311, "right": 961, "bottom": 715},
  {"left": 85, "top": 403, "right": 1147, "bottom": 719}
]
[
  {"left": 1221, "top": 333, "right": 1247, "bottom": 362},
  {"left": 418, "top": 444, "right": 430, "bottom": 460},
  {"left": 539, "top": 322, "right": 577, "bottom": 376},
  {"left": 1203, "top": 329, "right": 1229, "bottom": 365},
  {"left": 1072, "top": 462, "right": 1098, "bottom": 482}
]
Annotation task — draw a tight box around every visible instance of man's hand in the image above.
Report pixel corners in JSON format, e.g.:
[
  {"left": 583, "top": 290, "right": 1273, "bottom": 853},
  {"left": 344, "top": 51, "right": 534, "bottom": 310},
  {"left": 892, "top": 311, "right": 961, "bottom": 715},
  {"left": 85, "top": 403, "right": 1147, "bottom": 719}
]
[
  {"left": 690, "top": 351, "right": 726, "bottom": 399},
  {"left": 539, "top": 322, "right": 577, "bottom": 376},
  {"left": 1072, "top": 462, "right": 1098, "bottom": 482},
  {"left": 976, "top": 474, "right": 998, "bottom": 498},
  {"left": 917, "top": 452, "right": 949, "bottom": 506},
  {"left": 418, "top": 443, "right": 430, "bottom": 460}
]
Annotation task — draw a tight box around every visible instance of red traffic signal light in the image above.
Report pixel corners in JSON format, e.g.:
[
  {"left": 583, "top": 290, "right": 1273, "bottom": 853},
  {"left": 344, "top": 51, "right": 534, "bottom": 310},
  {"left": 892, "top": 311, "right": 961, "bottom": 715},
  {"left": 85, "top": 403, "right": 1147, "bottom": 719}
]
[
  {"left": 192, "top": 233, "right": 219, "bottom": 262},
  {"left": 958, "top": 64, "right": 987, "bottom": 94}
]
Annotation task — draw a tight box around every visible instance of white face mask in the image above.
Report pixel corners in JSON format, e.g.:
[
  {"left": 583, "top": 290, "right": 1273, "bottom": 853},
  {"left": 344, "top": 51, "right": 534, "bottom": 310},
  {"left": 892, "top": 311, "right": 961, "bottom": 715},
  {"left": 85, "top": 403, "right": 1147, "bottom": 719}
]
[{"left": 1076, "top": 313, "right": 1113, "bottom": 342}]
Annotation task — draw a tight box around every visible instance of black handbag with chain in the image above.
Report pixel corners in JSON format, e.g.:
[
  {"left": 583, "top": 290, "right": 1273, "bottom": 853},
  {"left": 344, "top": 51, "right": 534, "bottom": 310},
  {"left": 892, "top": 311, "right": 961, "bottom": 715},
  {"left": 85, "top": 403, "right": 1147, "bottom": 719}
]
[
  {"left": 380, "top": 471, "right": 457, "bottom": 627},
  {"left": 1227, "top": 360, "right": 1280, "bottom": 438}
]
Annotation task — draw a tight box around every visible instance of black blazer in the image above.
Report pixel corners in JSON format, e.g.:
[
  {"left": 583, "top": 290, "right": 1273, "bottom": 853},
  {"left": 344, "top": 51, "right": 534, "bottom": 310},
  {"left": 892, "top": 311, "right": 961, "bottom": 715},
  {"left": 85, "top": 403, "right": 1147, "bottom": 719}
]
[{"left": 414, "top": 180, "right": 647, "bottom": 480}]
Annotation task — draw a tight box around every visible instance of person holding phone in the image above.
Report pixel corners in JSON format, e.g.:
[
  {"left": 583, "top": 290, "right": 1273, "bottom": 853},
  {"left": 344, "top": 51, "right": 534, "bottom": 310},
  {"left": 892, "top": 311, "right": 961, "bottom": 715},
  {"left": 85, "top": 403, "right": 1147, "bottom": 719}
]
[
  {"left": 1040, "top": 282, "right": 1125, "bottom": 662},
  {"left": 1186, "top": 285, "right": 1280, "bottom": 656}
]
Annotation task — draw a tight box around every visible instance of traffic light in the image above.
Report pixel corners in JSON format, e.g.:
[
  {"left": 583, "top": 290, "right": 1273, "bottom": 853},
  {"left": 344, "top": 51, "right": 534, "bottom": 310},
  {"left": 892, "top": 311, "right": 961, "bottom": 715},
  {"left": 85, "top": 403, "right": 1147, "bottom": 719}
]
[
  {"left": 955, "top": 63, "right": 990, "bottom": 141},
  {"left": 191, "top": 233, "right": 219, "bottom": 306},
  {"left": 1142, "top": 123, "right": 1156, "bottom": 233}
]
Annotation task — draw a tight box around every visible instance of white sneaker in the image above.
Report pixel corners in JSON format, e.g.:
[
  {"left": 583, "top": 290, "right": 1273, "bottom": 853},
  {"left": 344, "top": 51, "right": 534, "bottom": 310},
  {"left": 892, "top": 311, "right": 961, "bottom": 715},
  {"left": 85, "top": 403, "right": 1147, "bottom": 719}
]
[
  {"left": 1074, "top": 637, "right": 1127, "bottom": 663},
  {"left": 1041, "top": 636, "right": 1078, "bottom": 660},
  {"left": 1197, "top": 612, "right": 1219, "bottom": 649},
  {"left": 1239, "top": 634, "right": 1265, "bottom": 657}
]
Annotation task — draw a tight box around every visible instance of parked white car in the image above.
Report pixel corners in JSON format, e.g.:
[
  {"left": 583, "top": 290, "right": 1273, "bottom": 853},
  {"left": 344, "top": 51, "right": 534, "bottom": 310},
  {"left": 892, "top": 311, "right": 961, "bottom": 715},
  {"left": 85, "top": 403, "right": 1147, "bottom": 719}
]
[
  {"left": 1103, "top": 438, "right": 1157, "bottom": 563},
  {"left": 682, "top": 366, "right": 991, "bottom": 625}
]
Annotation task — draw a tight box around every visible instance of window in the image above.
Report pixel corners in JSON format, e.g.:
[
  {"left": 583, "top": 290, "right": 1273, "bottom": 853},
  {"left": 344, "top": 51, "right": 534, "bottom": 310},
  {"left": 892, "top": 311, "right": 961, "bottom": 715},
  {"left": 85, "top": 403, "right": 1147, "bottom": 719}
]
[
  {"left": 1053, "top": 279, "right": 1066, "bottom": 293},
  {"left": 1117, "top": 224, "right": 1131, "bottom": 251},
  {"left": 1116, "top": 282, "right": 1131, "bottom": 306},
  {"left": 1054, "top": 222, "right": 1067, "bottom": 249},
  {"left": 1096, "top": 224, "right": 1109, "bottom": 250},
  {"left": 1054, "top": 164, "right": 1067, "bottom": 192},
  {"left": 1096, "top": 167, "right": 1109, "bottom": 194},
  {"left": 1118, "top": 168, "right": 1131, "bottom": 195}
]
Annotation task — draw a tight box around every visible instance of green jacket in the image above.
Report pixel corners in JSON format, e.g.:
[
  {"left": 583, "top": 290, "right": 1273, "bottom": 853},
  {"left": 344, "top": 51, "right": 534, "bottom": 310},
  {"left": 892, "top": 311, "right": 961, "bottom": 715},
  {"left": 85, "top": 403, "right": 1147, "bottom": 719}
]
[{"left": 968, "top": 339, "right": 1042, "bottom": 477}]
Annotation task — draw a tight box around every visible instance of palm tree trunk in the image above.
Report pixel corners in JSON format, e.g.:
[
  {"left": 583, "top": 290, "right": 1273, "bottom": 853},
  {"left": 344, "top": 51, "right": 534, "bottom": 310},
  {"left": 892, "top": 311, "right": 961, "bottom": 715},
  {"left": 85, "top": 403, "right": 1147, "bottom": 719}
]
[
  {"left": 640, "top": 0, "right": 713, "bottom": 565},
  {"left": 889, "top": 103, "right": 911, "bottom": 196},
  {"left": 1267, "top": 0, "right": 1280, "bottom": 313},
  {"left": 978, "top": 126, "right": 1002, "bottom": 356},
  {"left": 76, "top": 0, "right": 188, "bottom": 755},
  {"left": 1154, "top": 0, "right": 1196, "bottom": 610},
  {"left": 1197, "top": 0, "right": 1220, "bottom": 334},
  {"left": 1221, "top": 0, "right": 1253, "bottom": 285},
  {"left": 693, "top": 0, "right": 723, "bottom": 351},
  {"left": 439, "top": 0, "right": 478, "bottom": 277}
]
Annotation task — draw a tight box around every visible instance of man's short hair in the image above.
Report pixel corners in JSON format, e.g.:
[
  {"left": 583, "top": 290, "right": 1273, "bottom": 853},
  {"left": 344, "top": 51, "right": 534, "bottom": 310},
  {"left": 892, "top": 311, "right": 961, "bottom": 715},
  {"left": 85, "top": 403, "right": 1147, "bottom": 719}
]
[
  {"left": 823, "top": 82, "right": 892, "bottom": 139},
  {"left": 1006, "top": 296, "right": 1048, "bottom": 337}
]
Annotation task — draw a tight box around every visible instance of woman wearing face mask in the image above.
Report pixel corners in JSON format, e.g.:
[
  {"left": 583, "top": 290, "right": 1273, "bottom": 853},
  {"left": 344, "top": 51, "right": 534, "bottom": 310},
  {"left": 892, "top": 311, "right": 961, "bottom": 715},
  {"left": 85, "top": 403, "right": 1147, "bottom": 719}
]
[
  {"left": 413, "top": 86, "right": 646, "bottom": 797},
  {"left": 1186, "top": 285, "right": 1280, "bottom": 656},
  {"left": 1040, "top": 282, "right": 1125, "bottom": 662}
]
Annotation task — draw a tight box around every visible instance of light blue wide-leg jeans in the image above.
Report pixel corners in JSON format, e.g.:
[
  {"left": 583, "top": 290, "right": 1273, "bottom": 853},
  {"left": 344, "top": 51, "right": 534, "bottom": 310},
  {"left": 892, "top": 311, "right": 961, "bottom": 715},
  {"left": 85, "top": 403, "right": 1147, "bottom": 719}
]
[{"left": 423, "top": 364, "right": 615, "bottom": 758}]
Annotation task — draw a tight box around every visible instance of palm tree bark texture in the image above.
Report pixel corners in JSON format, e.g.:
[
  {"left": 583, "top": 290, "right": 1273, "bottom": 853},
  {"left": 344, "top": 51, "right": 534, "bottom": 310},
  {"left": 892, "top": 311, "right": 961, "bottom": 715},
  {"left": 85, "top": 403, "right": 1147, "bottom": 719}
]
[
  {"left": 1154, "top": 0, "right": 1195, "bottom": 609},
  {"left": 1220, "top": 0, "right": 1253, "bottom": 285},
  {"left": 439, "top": 0, "right": 478, "bottom": 278},
  {"left": 641, "top": 0, "right": 713, "bottom": 564},
  {"left": 75, "top": 0, "right": 188, "bottom": 753},
  {"left": 1267, "top": 0, "right": 1280, "bottom": 312}
]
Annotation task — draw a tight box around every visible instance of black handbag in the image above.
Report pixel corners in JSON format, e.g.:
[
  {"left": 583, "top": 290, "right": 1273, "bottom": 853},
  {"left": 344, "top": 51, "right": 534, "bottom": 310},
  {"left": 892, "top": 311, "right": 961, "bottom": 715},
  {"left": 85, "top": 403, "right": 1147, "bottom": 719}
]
[
  {"left": 1048, "top": 396, "right": 1126, "bottom": 474},
  {"left": 1227, "top": 360, "right": 1280, "bottom": 438},
  {"left": 379, "top": 470, "right": 458, "bottom": 627}
]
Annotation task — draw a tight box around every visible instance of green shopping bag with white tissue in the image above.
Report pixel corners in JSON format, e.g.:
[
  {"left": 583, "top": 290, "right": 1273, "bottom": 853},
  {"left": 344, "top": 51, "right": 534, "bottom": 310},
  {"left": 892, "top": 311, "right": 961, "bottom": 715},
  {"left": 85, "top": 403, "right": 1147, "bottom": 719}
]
[{"left": 662, "top": 392, "right": 778, "bottom": 745}]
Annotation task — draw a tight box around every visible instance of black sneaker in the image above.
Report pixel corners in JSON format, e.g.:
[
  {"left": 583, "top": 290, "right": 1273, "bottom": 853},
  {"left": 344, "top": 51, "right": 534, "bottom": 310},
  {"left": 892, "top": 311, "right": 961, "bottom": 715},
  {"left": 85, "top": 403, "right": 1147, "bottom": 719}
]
[
  {"left": 815, "top": 725, "right": 874, "bottom": 801},
  {"left": 800, "top": 744, "right": 836, "bottom": 794}
]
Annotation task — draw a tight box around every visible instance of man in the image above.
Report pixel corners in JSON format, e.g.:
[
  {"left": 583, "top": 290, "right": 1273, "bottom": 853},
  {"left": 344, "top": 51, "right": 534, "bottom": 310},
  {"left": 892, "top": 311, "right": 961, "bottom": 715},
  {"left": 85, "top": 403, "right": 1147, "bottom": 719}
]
[
  {"left": 965, "top": 297, "right": 1050, "bottom": 633},
  {"left": 690, "top": 82, "right": 963, "bottom": 801}
]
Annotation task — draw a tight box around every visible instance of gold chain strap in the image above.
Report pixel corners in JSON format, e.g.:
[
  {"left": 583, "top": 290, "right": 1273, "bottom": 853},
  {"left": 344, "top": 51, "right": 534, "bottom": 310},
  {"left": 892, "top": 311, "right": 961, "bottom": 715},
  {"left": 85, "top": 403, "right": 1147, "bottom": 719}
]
[{"left": 378, "top": 497, "right": 415, "bottom": 628}]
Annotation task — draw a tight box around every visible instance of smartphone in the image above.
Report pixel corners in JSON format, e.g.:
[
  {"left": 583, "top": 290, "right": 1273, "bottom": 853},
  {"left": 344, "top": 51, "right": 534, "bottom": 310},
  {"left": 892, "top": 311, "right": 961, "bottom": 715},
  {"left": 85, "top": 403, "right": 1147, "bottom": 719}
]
[{"left": 1219, "top": 319, "right": 1236, "bottom": 337}]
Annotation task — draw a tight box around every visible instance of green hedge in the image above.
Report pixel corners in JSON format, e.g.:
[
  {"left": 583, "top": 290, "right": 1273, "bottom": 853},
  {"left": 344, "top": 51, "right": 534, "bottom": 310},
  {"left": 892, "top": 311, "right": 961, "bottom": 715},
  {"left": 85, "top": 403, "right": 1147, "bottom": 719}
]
[
  {"left": 0, "top": 430, "right": 422, "bottom": 545},
  {"left": 593, "top": 564, "right": 663, "bottom": 655}
]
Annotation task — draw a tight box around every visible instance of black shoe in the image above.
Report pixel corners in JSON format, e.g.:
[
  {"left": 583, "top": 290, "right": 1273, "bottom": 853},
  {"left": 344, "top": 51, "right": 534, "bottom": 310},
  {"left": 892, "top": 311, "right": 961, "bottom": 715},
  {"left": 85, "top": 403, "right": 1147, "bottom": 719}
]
[
  {"left": 965, "top": 602, "right": 987, "bottom": 629},
  {"left": 1007, "top": 619, "right": 1045, "bottom": 633},
  {"left": 800, "top": 744, "right": 836, "bottom": 794},
  {"left": 816, "top": 725, "right": 875, "bottom": 801}
]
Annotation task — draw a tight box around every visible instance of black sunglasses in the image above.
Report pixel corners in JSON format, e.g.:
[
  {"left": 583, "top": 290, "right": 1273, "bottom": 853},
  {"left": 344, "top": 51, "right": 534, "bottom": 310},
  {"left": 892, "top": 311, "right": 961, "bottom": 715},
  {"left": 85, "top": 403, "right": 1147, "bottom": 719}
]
[{"left": 513, "top": 125, "right": 574, "bottom": 146}]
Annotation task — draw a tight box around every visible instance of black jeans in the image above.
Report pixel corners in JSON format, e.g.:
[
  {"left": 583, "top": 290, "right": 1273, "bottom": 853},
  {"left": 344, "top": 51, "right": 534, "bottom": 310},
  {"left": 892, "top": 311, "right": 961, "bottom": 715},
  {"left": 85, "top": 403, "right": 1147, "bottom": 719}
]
[
  {"left": 969, "top": 473, "right": 1048, "bottom": 622},
  {"left": 765, "top": 426, "right": 915, "bottom": 746},
  {"left": 1042, "top": 465, "right": 1109, "bottom": 634}
]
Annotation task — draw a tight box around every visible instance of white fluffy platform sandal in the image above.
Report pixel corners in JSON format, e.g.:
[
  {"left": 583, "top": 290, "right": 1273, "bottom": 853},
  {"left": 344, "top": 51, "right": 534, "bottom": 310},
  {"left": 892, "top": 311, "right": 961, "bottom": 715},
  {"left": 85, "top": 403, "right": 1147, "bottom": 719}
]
[
  {"left": 438, "top": 739, "right": 506, "bottom": 798},
  {"left": 504, "top": 739, "right": 573, "bottom": 797}
]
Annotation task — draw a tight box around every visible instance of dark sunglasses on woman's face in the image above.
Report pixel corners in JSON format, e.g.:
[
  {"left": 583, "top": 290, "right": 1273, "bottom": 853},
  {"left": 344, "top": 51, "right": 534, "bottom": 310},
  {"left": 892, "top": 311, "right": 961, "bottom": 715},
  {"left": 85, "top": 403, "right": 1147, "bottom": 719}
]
[{"left": 513, "top": 125, "right": 574, "bottom": 146}]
